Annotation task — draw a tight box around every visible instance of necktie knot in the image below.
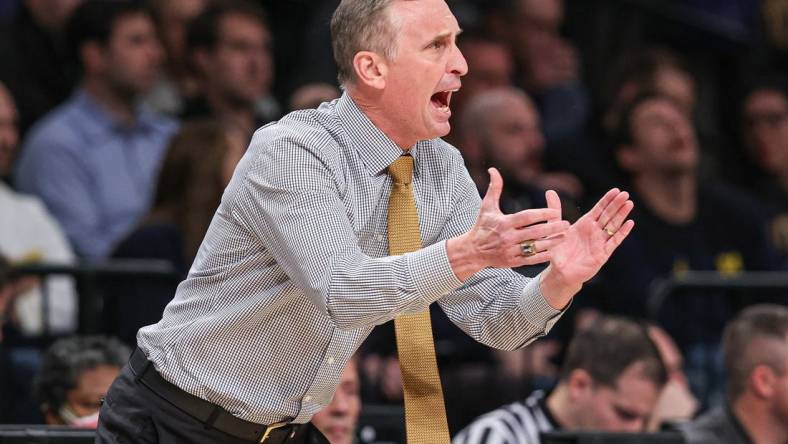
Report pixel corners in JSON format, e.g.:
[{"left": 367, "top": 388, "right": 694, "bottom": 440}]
[{"left": 388, "top": 155, "right": 414, "bottom": 185}]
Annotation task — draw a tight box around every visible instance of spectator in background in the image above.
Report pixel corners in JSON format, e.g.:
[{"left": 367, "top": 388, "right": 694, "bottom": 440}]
[
  {"left": 647, "top": 324, "right": 698, "bottom": 431},
  {"left": 557, "top": 47, "right": 698, "bottom": 197},
  {"left": 453, "top": 316, "right": 667, "bottom": 443},
  {"left": 288, "top": 83, "right": 340, "bottom": 112},
  {"left": 486, "top": 0, "right": 589, "bottom": 144},
  {"left": 144, "top": 0, "right": 209, "bottom": 116},
  {"left": 739, "top": 78, "right": 788, "bottom": 258},
  {"left": 33, "top": 335, "right": 129, "bottom": 428},
  {"left": 0, "top": 0, "right": 83, "bottom": 135},
  {"left": 185, "top": 0, "right": 277, "bottom": 138},
  {"left": 0, "top": 81, "right": 77, "bottom": 336},
  {"left": 105, "top": 120, "right": 246, "bottom": 346},
  {"left": 312, "top": 358, "right": 361, "bottom": 444},
  {"left": 681, "top": 304, "right": 788, "bottom": 444},
  {"left": 604, "top": 48, "right": 697, "bottom": 133},
  {"left": 600, "top": 92, "right": 777, "bottom": 405},
  {"left": 450, "top": 32, "right": 514, "bottom": 128},
  {"left": 14, "top": 1, "right": 178, "bottom": 260},
  {"left": 457, "top": 87, "right": 582, "bottom": 218}
]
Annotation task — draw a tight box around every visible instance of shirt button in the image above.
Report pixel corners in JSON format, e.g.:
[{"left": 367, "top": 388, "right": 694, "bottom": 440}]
[
  {"left": 327, "top": 356, "right": 335, "bottom": 365},
  {"left": 304, "top": 396, "right": 312, "bottom": 403},
  {"left": 376, "top": 234, "right": 384, "bottom": 242}
]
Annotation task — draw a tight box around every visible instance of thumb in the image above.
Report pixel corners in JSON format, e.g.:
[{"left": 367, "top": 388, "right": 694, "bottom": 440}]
[
  {"left": 482, "top": 168, "right": 503, "bottom": 213},
  {"left": 545, "top": 189, "right": 562, "bottom": 220}
]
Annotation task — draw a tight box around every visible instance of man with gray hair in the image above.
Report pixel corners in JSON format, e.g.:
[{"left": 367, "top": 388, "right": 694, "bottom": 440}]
[
  {"left": 681, "top": 304, "right": 788, "bottom": 444},
  {"left": 96, "top": 1, "right": 635, "bottom": 443}
]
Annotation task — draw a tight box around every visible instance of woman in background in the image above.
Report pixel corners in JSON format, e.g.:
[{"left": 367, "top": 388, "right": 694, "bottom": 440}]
[{"left": 106, "top": 120, "right": 246, "bottom": 346}]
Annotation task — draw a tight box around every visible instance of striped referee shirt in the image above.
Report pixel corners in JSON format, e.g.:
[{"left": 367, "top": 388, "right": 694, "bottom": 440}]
[
  {"left": 137, "top": 92, "right": 564, "bottom": 425},
  {"left": 453, "top": 391, "right": 559, "bottom": 444}
]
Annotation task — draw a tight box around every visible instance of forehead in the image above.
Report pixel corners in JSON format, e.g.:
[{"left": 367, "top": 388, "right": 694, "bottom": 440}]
[
  {"left": 746, "top": 89, "right": 788, "bottom": 111},
  {"left": 160, "top": 0, "right": 205, "bottom": 17},
  {"left": 633, "top": 98, "right": 683, "bottom": 123},
  {"left": 606, "top": 365, "right": 659, "bottom": 413},
  {"left": 389, "top": 0, "right": 459, "bottom": 41},
  {"left": 219, "top": 12, "right": 269, "bottom": 39},
  {"left": 112, "top": 12, "right": 156, "bottom": 36},
  {"left": 493, "top": 95, "right": 536, "bottom": 121}
]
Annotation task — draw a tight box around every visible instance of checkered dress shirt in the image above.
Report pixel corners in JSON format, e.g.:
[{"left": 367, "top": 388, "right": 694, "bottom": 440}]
[{"left": 137, "top": 92, "right": 564, "bottom": 425}]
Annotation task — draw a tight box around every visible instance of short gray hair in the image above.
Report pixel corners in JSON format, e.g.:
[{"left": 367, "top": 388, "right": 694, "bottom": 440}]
[
  {"left": 330, "top": 0, "right": 400, "bottom": 85},
  {"left": 723, "top": 304, "right": 788, "bottom": 400}
]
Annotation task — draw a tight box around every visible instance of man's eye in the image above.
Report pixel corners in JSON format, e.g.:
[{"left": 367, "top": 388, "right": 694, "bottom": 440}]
[{"left": 430, "top": 41, "right": 445, "bottom": 50}]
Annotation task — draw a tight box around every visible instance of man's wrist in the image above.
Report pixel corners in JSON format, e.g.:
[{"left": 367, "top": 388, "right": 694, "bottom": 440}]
[
  {"left": 446, "top": 233, "right": 485, "bottom": 282},
  {"left": 539, "top": 264, "right": 581, "bottom": 310}
]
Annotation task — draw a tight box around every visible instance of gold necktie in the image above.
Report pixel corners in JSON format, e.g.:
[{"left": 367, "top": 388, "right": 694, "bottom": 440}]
[{"left": 388, "top": 155, "right": 451, "bottom": 443}]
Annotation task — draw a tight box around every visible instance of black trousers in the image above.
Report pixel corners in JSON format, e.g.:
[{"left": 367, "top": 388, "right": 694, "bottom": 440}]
[{"left": 95, "top": 364, "right": 329, "bottom": 444}]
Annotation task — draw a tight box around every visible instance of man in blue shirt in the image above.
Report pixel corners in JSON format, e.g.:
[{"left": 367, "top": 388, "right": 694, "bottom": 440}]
[{"left": 15, "top": 1, "right": 178, "bottom": 259}]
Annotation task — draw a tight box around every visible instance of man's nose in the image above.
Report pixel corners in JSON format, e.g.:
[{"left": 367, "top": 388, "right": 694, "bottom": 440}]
[
  {"left": 331, "top": 394, "right": 351, "bottom": 415},
  {"left": 450, "top": 44, "right": 469, "bottom": 77}
]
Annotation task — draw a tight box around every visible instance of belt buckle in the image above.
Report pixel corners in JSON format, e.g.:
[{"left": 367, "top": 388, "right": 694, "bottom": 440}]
[{"left": 258, "top": 421, "right": 288, "bottom": 443}]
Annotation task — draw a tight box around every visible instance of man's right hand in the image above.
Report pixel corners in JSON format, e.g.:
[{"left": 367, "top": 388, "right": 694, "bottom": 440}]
[{"left": 447, "top": 168, "right": 569, "bottom": 281}]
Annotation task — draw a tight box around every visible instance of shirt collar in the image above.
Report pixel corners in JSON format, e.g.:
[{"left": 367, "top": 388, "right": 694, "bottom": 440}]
[
  {"left": 72, "top": 88, "right": 160, "bottom": 136},
  {"left": 335, "top": 91, "right": 427, "bottom": 178}
]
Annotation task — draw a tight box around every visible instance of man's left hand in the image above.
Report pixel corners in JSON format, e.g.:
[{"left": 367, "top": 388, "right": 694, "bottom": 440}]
[{"left": 539, "top": 188, "right": 634, "bottom": 309}]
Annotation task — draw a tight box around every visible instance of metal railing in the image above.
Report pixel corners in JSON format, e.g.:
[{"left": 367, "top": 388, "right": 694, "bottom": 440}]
[
  {"left": 10, "top": 260, "right": 181, "bottom": 336},
  {"left": 648, "top": 271, "right": 788, "bottom": 319}
]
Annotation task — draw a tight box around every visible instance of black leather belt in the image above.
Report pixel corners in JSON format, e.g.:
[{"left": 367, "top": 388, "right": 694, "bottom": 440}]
[{"left": 129, "top": 347, "right": 303, "bottom": 443}]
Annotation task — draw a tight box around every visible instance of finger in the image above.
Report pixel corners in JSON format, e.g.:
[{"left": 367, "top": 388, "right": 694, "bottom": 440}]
[
  {"left": 533, "top": 234, "right": 565, "bottom": 253},
  {"left": 588, "top": 188, "right": 620, "bottom": 221},
  {"left": 481, "top": 168, "right": 503, "bottom": 213},
  {"left": 603, "top": 200, "right": 634, "bottom": 234},
  {"left": 598, "top": 191, "right": 630, "bottom": 229},
  {"left": 508, "top": 208, "right": 562, "bottom": 228},
  {"left": 513, "top": 250, "right": 551, "bottom": 267},
  {"left": 516, "top": 220, "right": 570, "bottom": 243},
  {"left": 604, "top": 219, "right": 635, "bottom": 256},
  {"left": 545, "top": 190, "right": 562, "bottom": 221}
]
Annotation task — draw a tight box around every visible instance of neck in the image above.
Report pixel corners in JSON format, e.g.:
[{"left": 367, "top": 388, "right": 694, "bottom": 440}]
[
  {"left": 546, "top": 383, "right": 578, "bottom": 430},
  {"left": 82, "top": 77, "right": 136, "bottom": 125},
  {"left": 633, "top": 172, "right": 696, "bottom": 224},
  {"left": 733, "top": 395, "right": 788, "bottom": 444},
  {"left": 204, "top": 87, "right": 256, "bottom": 136},
  {"left": 347, "top": 86, "right": 415, "bottom": 150}
]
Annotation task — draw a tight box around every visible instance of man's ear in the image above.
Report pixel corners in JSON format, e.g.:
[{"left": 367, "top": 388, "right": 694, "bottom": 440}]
[
  {"left": 567, "top": 368, "right": 594, "bottom": 400},
  {"left": 352, "top": 51, "right": 388, "bottom": 90},
  {"left": 749, "top": 365, "right": 777, "bottom": 399}
]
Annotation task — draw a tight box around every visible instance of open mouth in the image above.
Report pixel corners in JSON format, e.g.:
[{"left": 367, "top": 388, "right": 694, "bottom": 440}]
[{"left": 430, "top": 89, "right": 457, "bottom": 113}]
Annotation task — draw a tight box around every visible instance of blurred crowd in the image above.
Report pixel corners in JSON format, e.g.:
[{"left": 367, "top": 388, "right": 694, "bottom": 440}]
[{"left": 0, "top": 0, "right": 786, "bottom": 442}]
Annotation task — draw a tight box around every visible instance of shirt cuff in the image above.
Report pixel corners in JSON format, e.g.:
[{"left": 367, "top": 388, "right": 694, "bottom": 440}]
[
  {"left": 407, "top": 240, "right": 463, "bottom": 305},
  {"left": 520, "top": 272, "right": 569, "bottom": 334}
]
